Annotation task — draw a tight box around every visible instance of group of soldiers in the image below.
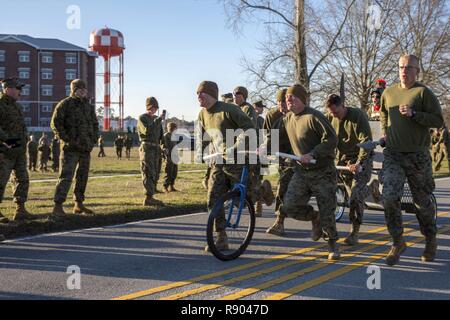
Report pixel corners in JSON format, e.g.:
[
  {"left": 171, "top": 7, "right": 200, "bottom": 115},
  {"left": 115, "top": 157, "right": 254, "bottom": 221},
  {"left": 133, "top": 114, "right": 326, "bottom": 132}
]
[
  {"left": 195, "top": 53, "right": 445, "bottom": 266},
  {"left": 27, "top": 133, "right": 60, "bottom": 173},
  {"left": 113, "top": 134, "right": 134, "bottom": 160},
  {"left": 0, "top": 53, "right": 447, "bottom": 267}
]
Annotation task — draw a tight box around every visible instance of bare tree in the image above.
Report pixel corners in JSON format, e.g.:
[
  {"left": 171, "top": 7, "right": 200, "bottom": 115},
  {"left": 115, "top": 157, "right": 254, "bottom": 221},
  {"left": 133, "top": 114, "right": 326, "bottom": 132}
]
[{"left": 222, "top": 0, "right": 356, "bottom": 103}]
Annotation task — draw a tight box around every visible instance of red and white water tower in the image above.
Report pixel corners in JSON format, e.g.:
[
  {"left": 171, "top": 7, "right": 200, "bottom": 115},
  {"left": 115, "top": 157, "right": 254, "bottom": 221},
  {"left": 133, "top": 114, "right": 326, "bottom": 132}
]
[{"left": 89, "top": 28, "right": 125, "bottom": 131}]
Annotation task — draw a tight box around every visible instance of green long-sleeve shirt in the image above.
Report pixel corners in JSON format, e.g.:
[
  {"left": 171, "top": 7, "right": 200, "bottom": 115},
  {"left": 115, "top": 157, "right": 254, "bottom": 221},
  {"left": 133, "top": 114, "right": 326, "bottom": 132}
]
[
  {"left": 327, "top": 107, "right": 372, "bottom": 164},
  {"left": 263, "top": 107, "right": 292, "bottom": 154},
  {"left": 197, "top": 101, "right": 256, "bottom": 156},
  {"left": 240, "top": 102, "right": 258, "bottom": 128},
  {"left": 137, "top": 113, "right": 164, "bottom": 144},
  {"left": 280, "top": 107, "right": 337, "bottom": 169},
  {"left": 381, "top": 82, "right": 443, "bottom": 152}
]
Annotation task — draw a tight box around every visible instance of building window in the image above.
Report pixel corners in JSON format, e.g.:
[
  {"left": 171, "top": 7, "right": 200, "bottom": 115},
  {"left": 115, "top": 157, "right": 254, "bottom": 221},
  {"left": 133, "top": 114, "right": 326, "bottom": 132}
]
[
  {"left": 41, "top": 104, "right": 53, "bottom": 113},
  {"left": 18, "top": 68, "right": 30, "bottom": 79},
  {"left": 21, "top": 85, "right": 31, "bottom": 96},
  {"left": 41, "top": 68, "right": 53, "bottom": 80},
  {"left": 39, "top": 117, "right": 51, "bottom": 127},
  {"left": 41, "top": 85, "right": 53, "bottom": 96},
  {"left": 66, "top": 69, "right": 77, "bottom": 80},
  {"left": 41, "top": 52, "right": 53, "bottom": 64},
  {"left": 66, "top": 53, "right": 77, "bottom": 64},
  {"left": 18, "top": 51, "right": 30, "bottom": 63},
  {"left": 0, "top": 67, "right": 5, "bottom": 79},
  {"left": 0, "top": 50, "right": 5, "bottom": 62},
  {"left": 24, "top": 117, "right": 32, "bottom": 127},
  {"left": 21, "top": 103, "right": 31, "bottom": 113},
  {"left": 65, "top": 85, "right": 71, "bottom": 96}
]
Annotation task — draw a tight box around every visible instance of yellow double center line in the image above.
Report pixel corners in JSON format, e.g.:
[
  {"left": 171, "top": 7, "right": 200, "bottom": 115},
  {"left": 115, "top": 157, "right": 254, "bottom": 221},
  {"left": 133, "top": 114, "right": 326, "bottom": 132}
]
[{"left": 112, "top": 212, "right": 448, "bottom": 300}]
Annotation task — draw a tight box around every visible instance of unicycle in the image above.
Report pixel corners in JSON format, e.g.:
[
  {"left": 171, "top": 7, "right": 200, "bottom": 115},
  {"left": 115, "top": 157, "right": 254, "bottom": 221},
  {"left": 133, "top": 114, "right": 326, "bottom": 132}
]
[{"left": 204, "top": 153, "right": 256, "bottom": 261}]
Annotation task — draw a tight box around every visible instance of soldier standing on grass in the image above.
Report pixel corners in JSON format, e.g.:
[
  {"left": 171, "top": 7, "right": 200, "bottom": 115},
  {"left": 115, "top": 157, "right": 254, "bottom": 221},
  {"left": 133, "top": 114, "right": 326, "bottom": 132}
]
[
  {"left": 114, "top": 135, "right": 124, "bottom": 160},
  {"left": 27, "top": 135, "right": 38, "bottom": 172},
  {"left": 380, "top": 54, "right": 443, "bottom": 266},
  {"left": 0, "top": 78, "right": 35, "bottom": 223},
  {"left": 98, "top": 135, "right": 106, "bottom": 157},
  {"left": 38, "top": 133, "right": 51, "bottom": 173},
  {"left": 137, "top": 97, "right": 165, "bottom": 206},
  {"left": 124, "top": 134, "right": 133, "bottom": 160},
  {"left": 272, "top": 84, "right": 341, "bottom": 261},
  {"left": 50, "top": 79, "right": 99, "bottom": 220},
  {"left": 434, "top": 125, "right": 450, "bottom": 172},
  {"left": 163, "top": 122, "right": 179, "bottom": 193}
]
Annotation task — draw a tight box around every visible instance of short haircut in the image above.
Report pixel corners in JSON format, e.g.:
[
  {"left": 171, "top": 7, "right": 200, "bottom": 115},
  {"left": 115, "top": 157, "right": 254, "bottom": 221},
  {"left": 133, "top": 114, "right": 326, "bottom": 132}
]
[
  {"left": 325, "top": 94, "right": 342, "bottom": 108},
  {"left": 399, "top": 54, "right": 420, "bottom": 68}
]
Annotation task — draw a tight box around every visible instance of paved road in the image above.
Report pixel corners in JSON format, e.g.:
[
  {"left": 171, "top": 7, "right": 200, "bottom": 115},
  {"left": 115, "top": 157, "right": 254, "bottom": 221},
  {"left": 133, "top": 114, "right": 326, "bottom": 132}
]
[{"left": 0, "top": 177, "right": 449, "bottom": 300}]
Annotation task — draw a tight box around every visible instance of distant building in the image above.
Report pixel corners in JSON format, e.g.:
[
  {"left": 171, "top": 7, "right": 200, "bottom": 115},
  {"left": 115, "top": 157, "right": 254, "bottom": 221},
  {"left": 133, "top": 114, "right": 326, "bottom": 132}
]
[{"left": 0, "top": 34, "right": 97, "bottom": 131}]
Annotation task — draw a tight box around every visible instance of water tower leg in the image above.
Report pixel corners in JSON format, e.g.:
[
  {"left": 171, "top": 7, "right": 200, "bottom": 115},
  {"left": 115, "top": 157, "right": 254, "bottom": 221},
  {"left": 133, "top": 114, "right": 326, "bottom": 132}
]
[{"left": 104, "top": 58, "right": 111, "bottom": 131}]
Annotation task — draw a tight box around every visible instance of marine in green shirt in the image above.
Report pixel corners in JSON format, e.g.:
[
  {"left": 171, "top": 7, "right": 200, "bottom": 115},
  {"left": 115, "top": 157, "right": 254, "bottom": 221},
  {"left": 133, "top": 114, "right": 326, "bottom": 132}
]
[
  {"left": 325, "top": 94, "right": 375, "bottom": 246},
  {"left": 380, "top": 54, "right": 443, "bottom": 266},
  {"left": 277, "top": 84, "right": 340, "bottom": 261}
]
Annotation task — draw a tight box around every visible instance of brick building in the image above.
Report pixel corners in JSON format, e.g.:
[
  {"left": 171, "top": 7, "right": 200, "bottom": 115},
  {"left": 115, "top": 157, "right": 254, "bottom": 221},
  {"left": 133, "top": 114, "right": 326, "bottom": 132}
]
[{"left": 0, "top": 34, "right": 97, "bottom": 131}]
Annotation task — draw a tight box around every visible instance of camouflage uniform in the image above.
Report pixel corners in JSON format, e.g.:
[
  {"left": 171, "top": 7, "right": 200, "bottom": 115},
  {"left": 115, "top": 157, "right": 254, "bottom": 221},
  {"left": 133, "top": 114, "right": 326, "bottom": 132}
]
[
  {"left": 38, "top": 135, "right": 51, "bottom": 172},
  {"left": 124, "top": 136, "right": 133, "bottom": 159},
  {"left": 27, "top": 139, "right": 38, "bottom": 171},
  {"left": 197, "top": 100, "right": 256, "bottom": 232},
  {"left": 51, "top": 85, "right": 99, "bottom": 205},
  {"left": 434, "top": 127, "right": 449, "bottom": 172},
  {"left": 114, "top": 136, "right": 124, "bottom": 159},
  {"left": 163, "top": 131, "right": 178, "bottom": 189},
  {"left": 431, "top": 130, "right": 440, "bottom": 162},
  {"left": 0, "top": 93, "right": 30, "bottom": 205},
  {"left": 137, "top": 113, "right": 164, "bottom": 198},
  {"left": 97, "top": 136, "right": 106, "bottom": 157},
  {"left": 327, "top": 107, "right": 373, "bottom": 231},
  {"left": 277, "top": 107, "right": 339, "bottom": 242},
  {"left": 155, "top": 126, "right": 164, "bottom": 191},
  {"left": 51, "top": 138, "right": 60, "bottom": 172},
  {"left": 380, "top": 82, "right": 443, "bottom": 243}
]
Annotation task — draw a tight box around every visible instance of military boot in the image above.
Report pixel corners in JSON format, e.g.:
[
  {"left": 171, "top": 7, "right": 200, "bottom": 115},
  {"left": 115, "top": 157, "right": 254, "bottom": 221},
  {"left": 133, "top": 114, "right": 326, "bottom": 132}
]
[
  {"left": 421, "top": 234, "right": 437, "bottom": 262},
  {"left": 0, "top": 211, "right": 9, "bottom": 224},
  {"left": 13, "top": 203, "right": 36, "bottom": 221},
  {"left": 143, "top": 195, "right": 163, "bottom": 206},
  {"left": 205, "top": 230, "right": 229, "bottom": 252},
  {"left": 311, "top": 211, "right": 323, "bottom": 241},
  {"left": 344, "top": 222, "right": 360, "bottom": 246},
  {"left": 254, "top": 201, "right": 263, "bottom": 217},
  {"left": 266, "top": 216, "right": 286, "bottom": 236},
  {"left": 386, "top": 236, "right": 407, "bottom": 266},
  {"left": 73, "top": 202, "right": 95, "bottom": 215},
  {"left": 0, "top": 234, "right": 5, "bottom": 242},
  {"left": 163, "top": 186, "right": 170, "bottom": 193},
  {"left": 50, "top": 202, "right": 66, "bottom": 221},
  {"left": 169, "top": 185, "right": 178, "bottom": 192},
  {"left": 328, "top": 240, "right": 341, "bottom": 261}
]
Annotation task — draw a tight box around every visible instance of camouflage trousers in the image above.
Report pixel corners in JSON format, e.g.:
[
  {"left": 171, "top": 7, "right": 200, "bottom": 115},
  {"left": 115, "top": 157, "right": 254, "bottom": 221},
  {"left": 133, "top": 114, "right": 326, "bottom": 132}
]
[
  {"left": 0, "top": 150, "right": 29, "bottom": 204},
  {"left": 203, "top": 165, "right": 212, "bottom": 186},
  {"left": 434, "top": 143, "right": 450, "bottom": 171},
  {"left": 279, "top": 166, "right": 339, "bottom": 241},
  {"left": 28, "top": 153, "right": 37, "bottom": 171},
  {"left": 275, "top": 161, "right": 295, "bottom": 218},
  {"left": 155, "top": 149, "right": 163, "bottom": 188},
  {"left": 54, "top": 150, "right": 91, "bottom": 203},
  {"left": 52, "top": 154, "right": 60, "bottom": 172},
  {"left": 116, "top": 148, "right": 123, "bottom": 159},
  {"left": 39, "top": 151, "right": 50, "bottom": 171},
  {"left": 163, "top": 159, "right": 178, "bottom": 188},
  {"left": 98, "top": 146, "right": 105, "bottom": 157},
  {"left": 139, "top": 144, "right": 159, "bottom": 196},
  {"left": 208, "top": 164, "right": 258, "bottom": 232},
  {"left": 338, "top": 156, "right": 373, "bottom": 225},
  {"left": 382, "top": 148, "right": 437, "bottom": 239}
]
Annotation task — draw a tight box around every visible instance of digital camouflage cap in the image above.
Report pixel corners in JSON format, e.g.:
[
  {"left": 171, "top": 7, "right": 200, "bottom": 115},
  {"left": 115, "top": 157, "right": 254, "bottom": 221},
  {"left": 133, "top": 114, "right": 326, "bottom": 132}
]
[
  {"left": 1, "top": 77, "right": 25, "bottom": 90},
  {"left": 70, "top": 79, "right": 87, "bottom": 94}
]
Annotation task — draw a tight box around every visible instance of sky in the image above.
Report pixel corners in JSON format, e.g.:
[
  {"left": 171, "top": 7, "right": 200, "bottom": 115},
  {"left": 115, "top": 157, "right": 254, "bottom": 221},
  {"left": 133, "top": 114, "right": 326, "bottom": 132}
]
[{"left": 2, "top": 0, "right": 267, "bottom": 121}]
